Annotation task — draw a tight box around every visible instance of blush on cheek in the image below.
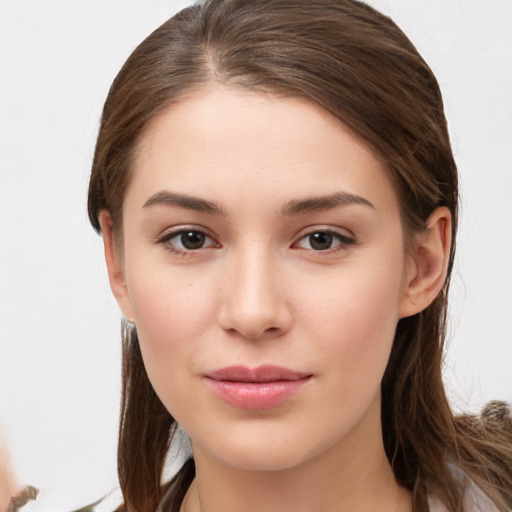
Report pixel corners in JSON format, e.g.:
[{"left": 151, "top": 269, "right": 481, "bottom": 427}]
[
  {"left": 322, "top": 274, "right": 401, "bottom": 375},
  {"left": 128, "top": 276, "right": 214, "bottom": 378},
  {"left": 134, "top": 313, "right": 195, "bottom": 416},
  {"left": 130, "top": 270, "right": 212, "bottom": 336}
]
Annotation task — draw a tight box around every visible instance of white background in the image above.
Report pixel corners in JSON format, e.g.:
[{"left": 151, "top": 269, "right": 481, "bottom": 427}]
[{"left": 1, "top": 0, "right": 511, "bottom": 509}]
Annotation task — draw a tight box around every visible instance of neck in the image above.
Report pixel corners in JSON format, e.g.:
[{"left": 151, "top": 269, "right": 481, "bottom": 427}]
[{"left": 180, "top": 399, "right": 412, "bottom": 512}]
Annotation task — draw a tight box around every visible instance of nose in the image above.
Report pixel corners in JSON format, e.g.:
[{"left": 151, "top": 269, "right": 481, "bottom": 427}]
[{"left": 217, "top": 247, "right": 292, "bottom": 340}]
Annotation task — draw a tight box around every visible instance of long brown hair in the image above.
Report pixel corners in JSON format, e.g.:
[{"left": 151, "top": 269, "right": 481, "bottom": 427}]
[{"left": 87, "top": 1, "right": 512, "bottom": 511}]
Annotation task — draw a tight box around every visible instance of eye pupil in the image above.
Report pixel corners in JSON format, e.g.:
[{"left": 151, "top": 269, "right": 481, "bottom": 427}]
[
  {"left": 181, "top": 231, "right": 205, "bottom": 249},
  {"left": 309, "top": 232, "right": 333, "bottom": 250}
]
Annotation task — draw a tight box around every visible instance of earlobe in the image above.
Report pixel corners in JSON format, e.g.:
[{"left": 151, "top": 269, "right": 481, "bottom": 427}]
[
  {"left": 98, "top": 211, "right": 135, "bottom": 321},
  {"left": 399, "top": 207, "right": 452, "bottom": 318}
]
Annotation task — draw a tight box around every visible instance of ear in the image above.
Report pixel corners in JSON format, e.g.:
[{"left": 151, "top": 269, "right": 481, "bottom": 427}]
[
  {"left": 99, "top": 211, "right": 135, "bottom": 321},
  {"left": 399, "top": 207, "right": 452, "bottom": 318}
]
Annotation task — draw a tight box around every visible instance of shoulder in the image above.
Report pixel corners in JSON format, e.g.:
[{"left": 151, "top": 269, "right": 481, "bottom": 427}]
[{"left": 428, "top": 465, "right": 500, "bottom": 512}]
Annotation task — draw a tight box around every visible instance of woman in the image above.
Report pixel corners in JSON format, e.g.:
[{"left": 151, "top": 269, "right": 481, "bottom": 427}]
[{"left": 85, "top": 1, "right": 512, "bottom": 511}]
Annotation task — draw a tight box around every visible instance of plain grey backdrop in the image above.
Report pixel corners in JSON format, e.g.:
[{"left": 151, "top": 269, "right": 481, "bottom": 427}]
[{"left": 1, "top": 0, "right": 511, "bottom": 508}]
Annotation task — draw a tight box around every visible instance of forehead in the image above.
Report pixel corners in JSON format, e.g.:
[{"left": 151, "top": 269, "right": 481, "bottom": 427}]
[{"left": 127, "top": 86, "right": 398, "bottom": 215}]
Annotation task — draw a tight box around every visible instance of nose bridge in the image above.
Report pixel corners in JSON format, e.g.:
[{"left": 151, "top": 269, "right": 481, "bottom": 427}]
[{"left": 218, "top": 240, "right": 290, "bottom": 338}]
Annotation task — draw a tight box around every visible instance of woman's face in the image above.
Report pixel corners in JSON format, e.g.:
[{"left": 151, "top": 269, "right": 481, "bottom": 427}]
[{"left": 109, "top": 86, "right": 418, "bottom": 471}]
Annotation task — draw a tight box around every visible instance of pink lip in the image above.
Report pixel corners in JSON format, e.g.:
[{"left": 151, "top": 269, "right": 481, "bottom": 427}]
[{"left": 204, "top": 365, "right": 312, "bottom": 410}]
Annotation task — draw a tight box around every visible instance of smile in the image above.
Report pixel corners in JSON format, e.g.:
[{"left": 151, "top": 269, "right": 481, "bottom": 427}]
[{"left": 204, "top": 365, "right": 312, "bottom": 410}]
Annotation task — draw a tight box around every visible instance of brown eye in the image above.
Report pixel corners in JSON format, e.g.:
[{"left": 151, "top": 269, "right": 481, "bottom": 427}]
[
  {"left": 158, "top": 228, "right": 218, "bottom": 253},
  {"left": 180, "top": 231, "right": 206, "bottom": 250},
  {"left": 295, "top": 230, "right": 355, "bottom": 252},
  {"left": 308, "top": 232, "right": 334, "bottom": 251}
]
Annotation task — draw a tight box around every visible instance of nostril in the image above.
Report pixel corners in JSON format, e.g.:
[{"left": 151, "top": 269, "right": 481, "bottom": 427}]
[
  {"left": 217, "top": 295, "right": 292, "bottom": 339},
  {"left": 225, "top": 324, "right": 281, "bottom": 340}
]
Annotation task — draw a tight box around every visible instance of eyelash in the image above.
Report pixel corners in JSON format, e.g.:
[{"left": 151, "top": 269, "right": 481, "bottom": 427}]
[
  {"left": 156, "top": 227, "right": 356, "bottom": 255},
  {"left": 156, "top": 228, "right": 219, "bottom": 256},
  {"left": 293, "top": 229, "right": 356, "bottom": 252}
]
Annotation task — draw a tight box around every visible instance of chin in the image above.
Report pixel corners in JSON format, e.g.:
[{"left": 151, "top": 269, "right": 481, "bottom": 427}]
[
  {"left": 191, "top": 425, "right": 344, "bottom": 474},
  {"left": 217, "top": 446, "right": 310, "bottom": 473}
]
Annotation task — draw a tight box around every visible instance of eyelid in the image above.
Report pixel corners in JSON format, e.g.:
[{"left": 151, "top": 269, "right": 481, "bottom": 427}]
[
  {"left": 154, "top": 224, "right": 355, "bottom": 254},
  {"left": 292, "top": 226, "right": 356, "bottom": 251},
  {"left": 155, "top": 225, "right": 220, "bottom": 253}
]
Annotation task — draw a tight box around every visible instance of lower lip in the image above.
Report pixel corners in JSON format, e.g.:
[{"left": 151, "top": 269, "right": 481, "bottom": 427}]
[{"left": 206, "top": 378, "right": 310, "bottom": 410}]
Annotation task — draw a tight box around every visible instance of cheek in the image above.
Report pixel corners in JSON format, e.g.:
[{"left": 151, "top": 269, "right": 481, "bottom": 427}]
[
  {"left": 123, "top": 262, "right": 217, "bottom": 404},
  {"left": 299, "top": 248, "right": 405, "bottom": 394},
  {"left": 301, "top": 251, "right": 404, "bottom": 334},
  {"left": 125, "top": 246, "right": 217, "bottom": 338}
]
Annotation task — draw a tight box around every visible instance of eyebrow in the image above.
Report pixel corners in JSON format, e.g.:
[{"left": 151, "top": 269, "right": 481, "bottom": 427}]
[
  {"left": 142, "top": 190, "right": 374, "bottom": 216},
  {"left": 281, "top": 192, "right": 374, "bottom": 215},
  {"left": 143, "top": 190, "right": 224, "bottom": 215}
]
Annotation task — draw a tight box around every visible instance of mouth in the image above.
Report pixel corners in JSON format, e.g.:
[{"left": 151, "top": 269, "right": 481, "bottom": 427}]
[{"left": 203, "top": 365, "right": 312, "bottom": 410}]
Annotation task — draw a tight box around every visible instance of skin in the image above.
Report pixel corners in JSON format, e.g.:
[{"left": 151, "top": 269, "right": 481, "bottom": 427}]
[{"left": 101, "top": 87, "right": 451, "bottom": 512}]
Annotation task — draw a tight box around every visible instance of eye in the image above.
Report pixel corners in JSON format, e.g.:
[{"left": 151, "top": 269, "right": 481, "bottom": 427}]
[
  {"left": 294, "top": 230, "right": 355, "bottom": 251},
  {"left": 158, "top": 229, "right": 218, "bottom": 252}
]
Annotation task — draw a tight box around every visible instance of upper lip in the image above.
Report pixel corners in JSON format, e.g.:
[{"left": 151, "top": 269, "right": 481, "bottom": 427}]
[{"left": 204, "top": 365, "right": 311, "bottom": 383}]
